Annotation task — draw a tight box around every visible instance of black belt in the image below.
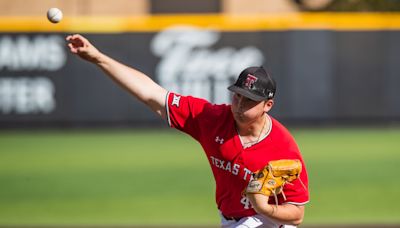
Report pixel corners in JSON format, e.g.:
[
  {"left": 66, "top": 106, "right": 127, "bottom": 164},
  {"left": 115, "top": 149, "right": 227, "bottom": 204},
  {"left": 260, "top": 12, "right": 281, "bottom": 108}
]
[{"left": 222, "top": 214, "right": 243, "bottom": 222}]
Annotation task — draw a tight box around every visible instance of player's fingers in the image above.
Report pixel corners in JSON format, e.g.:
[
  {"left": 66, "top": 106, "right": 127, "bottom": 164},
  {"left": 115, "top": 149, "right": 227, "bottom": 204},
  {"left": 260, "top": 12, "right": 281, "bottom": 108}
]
[
  {"left": 66, "top": 34, "right": 80, "bottom": 42},
  {"left": 67, "top": 43, "right": 78, "bottom": 54},
  {"left": 67, "top": 43, "right": 75, "bottom": 50},
  {"left": 67, "top": 42, "right": 85, "bottom": 52},
  {"left": 65, "top": 35, "right": 72, "bottom": 41},
  {"left": 66, "top": 34, "right": 83, "bottom": 44},
  {"left": 68, "top": 39, "right": 85, "bottom": 50},
  {"left": 71, "top": 34, "right": 90, "bottom": 45}
]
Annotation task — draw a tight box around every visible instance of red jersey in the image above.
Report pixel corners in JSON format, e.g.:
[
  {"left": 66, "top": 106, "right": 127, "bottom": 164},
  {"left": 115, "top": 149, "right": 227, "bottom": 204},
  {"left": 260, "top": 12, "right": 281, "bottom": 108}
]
[{"left": 166, "top": 92, "right": 309, "bottom": 218}]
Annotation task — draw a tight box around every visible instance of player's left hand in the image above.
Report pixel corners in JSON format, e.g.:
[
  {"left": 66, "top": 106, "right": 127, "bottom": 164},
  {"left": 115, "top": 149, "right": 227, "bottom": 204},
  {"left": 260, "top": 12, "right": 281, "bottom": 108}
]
[
  {"left": 244, "top": 159, "right": 302, "bottom": 200},
  {"left": 246, "top": 193, "right": 270, "bottom": 213},
  {"left": 247, "top": 193, "right": 269, "bottom": 204}
]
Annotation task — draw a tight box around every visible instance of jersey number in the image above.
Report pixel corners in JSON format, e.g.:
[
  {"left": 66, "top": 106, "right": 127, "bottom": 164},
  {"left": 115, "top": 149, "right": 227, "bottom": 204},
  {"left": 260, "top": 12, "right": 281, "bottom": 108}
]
[{"left": 240, "top": 196, "right": 252, "bottom": 209}]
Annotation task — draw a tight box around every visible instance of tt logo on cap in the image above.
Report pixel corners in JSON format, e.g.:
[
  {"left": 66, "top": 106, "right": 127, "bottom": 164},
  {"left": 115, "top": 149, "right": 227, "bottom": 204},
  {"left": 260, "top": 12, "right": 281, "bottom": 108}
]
[{"left": 244, "top": 74, "right": 258, "bottom": 89}]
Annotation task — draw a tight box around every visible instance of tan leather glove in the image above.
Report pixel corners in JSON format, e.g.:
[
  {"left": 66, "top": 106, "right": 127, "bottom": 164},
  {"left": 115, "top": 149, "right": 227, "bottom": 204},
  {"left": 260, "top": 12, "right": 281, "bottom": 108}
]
[{"left": 245, "top": 159, "right": 302, "bottom": 202}]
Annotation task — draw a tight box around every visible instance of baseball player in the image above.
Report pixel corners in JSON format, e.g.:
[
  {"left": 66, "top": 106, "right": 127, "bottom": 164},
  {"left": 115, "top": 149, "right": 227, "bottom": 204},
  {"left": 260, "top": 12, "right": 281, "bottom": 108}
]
[{"left": 66, "top": 34, "right": 309, "bottom": 228}]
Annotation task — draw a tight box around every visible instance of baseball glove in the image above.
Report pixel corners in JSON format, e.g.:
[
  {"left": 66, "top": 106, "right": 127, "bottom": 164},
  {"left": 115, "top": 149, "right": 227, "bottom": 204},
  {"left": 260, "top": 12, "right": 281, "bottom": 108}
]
[{"left": 244, "top": 159, "right": 303, "bottom": 203}]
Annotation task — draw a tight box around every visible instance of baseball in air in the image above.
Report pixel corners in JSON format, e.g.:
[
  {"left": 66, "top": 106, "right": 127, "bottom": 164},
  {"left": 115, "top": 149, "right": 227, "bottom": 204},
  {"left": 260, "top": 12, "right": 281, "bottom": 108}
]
[{"left": 47, "top": 8, "right": 63, "bottom": 23}]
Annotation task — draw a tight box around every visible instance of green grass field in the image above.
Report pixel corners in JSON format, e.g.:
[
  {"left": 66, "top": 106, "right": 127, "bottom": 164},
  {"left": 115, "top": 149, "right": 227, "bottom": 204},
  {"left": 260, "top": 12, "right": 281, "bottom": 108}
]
[{"left": 0, "top": 127, "right": 399, "bottom": 226}]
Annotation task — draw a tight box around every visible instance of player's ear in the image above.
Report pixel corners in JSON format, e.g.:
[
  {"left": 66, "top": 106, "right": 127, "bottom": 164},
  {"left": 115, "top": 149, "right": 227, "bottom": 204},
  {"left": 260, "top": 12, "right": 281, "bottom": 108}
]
[{"left": 263, "top": 99, "right": 274, "bottom": 112}]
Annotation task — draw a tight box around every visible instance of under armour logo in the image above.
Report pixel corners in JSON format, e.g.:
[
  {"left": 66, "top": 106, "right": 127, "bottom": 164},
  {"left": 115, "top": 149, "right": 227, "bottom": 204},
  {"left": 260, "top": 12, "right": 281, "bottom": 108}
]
[
  {"left": 244, "top": 74, "right": 258, "bottom": 89},
  {"left": 215, "top": 136, "right": 224, "bottom": 144},
  {"left": 172, "top": 94, "right": 181, "bottom": 107}
]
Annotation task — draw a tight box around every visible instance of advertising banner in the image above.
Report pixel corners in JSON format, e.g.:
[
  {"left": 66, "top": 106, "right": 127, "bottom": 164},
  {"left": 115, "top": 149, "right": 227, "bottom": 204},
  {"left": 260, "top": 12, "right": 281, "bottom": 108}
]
[{"left": 1, "top": 27, "right": 400, "bottom": 127}]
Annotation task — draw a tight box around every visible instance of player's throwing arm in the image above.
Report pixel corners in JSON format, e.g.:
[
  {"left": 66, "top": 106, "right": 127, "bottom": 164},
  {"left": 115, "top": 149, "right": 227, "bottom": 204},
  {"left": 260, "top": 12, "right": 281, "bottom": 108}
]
[{"left": 66, "top": 34, "right": 167, "bottom": 118}]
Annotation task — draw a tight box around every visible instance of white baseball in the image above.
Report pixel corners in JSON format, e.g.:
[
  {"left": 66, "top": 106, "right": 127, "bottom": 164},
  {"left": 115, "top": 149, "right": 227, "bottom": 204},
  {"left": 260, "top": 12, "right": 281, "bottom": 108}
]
[{"left": 47, "top": 8, "right": 63, "bottom": 23}]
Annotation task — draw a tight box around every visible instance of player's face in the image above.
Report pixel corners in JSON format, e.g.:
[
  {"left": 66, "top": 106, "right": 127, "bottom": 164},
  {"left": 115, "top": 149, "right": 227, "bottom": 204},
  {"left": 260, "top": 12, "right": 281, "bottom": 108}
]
[{"left": 231, "top": 93, "right": 273, "bottom": 123}]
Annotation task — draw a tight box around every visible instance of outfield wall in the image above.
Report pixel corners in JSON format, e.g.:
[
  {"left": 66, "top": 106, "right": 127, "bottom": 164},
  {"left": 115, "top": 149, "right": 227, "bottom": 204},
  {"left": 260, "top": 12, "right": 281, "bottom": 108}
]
[{"left": 1, "top": 14, "right": 400, "bottom": 127}]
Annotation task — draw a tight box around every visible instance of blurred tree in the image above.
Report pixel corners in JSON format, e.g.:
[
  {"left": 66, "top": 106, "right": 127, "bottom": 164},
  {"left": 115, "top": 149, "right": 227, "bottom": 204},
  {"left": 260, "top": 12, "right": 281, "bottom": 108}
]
[
  {"left": 294, "top": 0, "right": 335, "bottom": 11},
  {"left": 294, "top": 0, "right": 400, "bottom": 11}
]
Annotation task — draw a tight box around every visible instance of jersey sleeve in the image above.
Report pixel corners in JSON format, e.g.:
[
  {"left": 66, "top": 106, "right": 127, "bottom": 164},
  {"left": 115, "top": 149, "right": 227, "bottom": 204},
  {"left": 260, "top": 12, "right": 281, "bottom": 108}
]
[
  {"left": 165, "top": 92, "right": 210, "bottom": 140},
  {"left": 269, "top": 120, "right": 310, "bottom": 206},
  {"left": 280, "top": 160, "right": 309, "bottom": 205}
]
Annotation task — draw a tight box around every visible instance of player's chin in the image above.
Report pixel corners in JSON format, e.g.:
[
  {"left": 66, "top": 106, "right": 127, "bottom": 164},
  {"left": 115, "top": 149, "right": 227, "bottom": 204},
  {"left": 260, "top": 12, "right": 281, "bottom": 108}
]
[{"left": 233, "top": 112, "right": 248, "bottom": 123}]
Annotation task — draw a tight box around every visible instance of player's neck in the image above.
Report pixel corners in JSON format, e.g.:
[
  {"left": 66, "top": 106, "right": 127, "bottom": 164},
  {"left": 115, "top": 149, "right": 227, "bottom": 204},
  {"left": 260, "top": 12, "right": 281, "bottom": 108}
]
[{"left": 236, "top": 113, "right": 267, "bottom": 138}]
